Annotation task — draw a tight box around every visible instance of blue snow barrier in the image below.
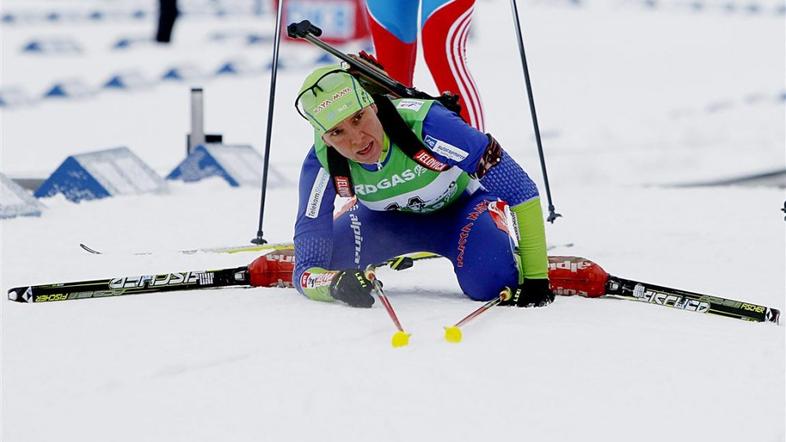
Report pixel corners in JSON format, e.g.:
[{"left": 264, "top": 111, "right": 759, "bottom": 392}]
[
  {"left": 44, "top": 84, "right": 69, "bottom": 98},
  {"left": 104, "top": 76, "right": 128, "bottom": 89},
  {"left": 113, "top": 38, "right": 134, "bottom": 49},
  {"left": 161, "top": 68, "right": 185, "bottom": 80},
  {"left": 214, "top": 59, "right": 256, "bottom": 76},
  {"left": 161, "top": 65, "right": 205, "bottom": 81},
  {"left": 0, "top": 174, "right": 45, "bottom": 219},
  {"left": 112, "top": 36, "right": 151, "bottom": 50},
  {"left": 265, "top": 58, "right": 286, "bottom": 71},
  {"left": 22, "top": 41, "right": 43, "bottom": 52},
  {"left": 167, "top": 144, "right": 285, "bottom": 187},
  {"left": 35, "top": 147, "right": 168, "bottom": 203},
  {"left": 103, "top": 70, "right": 151, "bottom": 90},
  {"left": 43, "top": 79, "right": 92, "bottom": 98},
  {"left": 246, "top": 33, "right": 270, "bottom": 44},
  {"left": 22, "top": 38, "right": 82, "bottom": 54},
  {"left": 216, "top": 61, "right": 240, "bottom": 75}
]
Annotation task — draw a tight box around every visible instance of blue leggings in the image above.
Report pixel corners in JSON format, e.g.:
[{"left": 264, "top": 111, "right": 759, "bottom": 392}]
[{"left": 329, "top": 191, "right": 519, "bottom": 301}]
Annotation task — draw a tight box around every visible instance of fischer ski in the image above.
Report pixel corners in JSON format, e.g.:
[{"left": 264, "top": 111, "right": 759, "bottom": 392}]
[
  {"left": 7, "top": 252, "right": 442, "bottom": 304},
  {"left": 7, "top": 267, "right": 251, "bottom": 303},
  {"left": 605, "top": 276, "right": 780, "bottom": 324}
]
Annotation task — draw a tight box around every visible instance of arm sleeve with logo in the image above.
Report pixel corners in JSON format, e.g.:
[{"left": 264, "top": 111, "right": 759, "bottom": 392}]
[
  {"left": 420, "top": 101, "right": 489, "bottom": 171},
  {"left": 293, "top": 148, "right": 341, "bottom": 302},
  {"left": 423, "top": 103, "right": 547, "bottom": 280}
]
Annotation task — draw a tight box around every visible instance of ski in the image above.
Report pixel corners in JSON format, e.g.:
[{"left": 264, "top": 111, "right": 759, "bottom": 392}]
[
  {"left": 7, "top": 252, "right": 442, "bottom": 304},
  {"left": 8, "top": 260, "right": 781, "bottom": 325},
  {"left": 605, "top": 276, "right": 780, "bottom": 324},
  {"left": 7, "top": 267, "right": 251, "bottom": 303},
  {"left": 79, "top": 241, "right": 573, "bottom": 257},
  {"left": 78, "top": 242, "right": 293, "bottom": 256}
]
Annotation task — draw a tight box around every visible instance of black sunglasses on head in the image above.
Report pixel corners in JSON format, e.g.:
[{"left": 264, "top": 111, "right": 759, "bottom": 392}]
[{"left": 294, "top": 69, "right": 352, "bottom": 122}]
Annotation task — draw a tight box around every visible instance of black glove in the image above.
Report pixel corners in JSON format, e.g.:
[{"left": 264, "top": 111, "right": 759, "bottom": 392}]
[
  {"left": 499, "top": 278, "right": 554, "bottom": 308},
  {"left": 329, "top": 269, "right": 375, "bottom": 308}
]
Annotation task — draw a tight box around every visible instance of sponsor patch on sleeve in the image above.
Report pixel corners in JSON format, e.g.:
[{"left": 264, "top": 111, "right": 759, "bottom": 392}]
[
  {"left": 423, "top": 135, "right": 469, "bottom": 162},
  {"left": 306, "top": 168, "right": 330, "bottom": 218},
  {"left": 396, "top": 99, "right": 424, "bottom": 111}
]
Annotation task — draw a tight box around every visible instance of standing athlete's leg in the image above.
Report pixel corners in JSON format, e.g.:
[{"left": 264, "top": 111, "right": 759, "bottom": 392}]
[
  {"left": 421, "top": 0, "right": 485, "bottom": 130},
  {"left": 364, "top": 0, "right": 420, "bottom": 86}
]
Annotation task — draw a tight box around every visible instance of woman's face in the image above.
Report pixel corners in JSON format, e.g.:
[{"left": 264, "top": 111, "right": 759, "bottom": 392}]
[{"left": 321, "top": 104, "right": 384, "bottom": 164}]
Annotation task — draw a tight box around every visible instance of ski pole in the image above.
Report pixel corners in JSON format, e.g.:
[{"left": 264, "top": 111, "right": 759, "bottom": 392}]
[
  {"left": 250, "top": 0, "right": 285, "bottom": 245},
  {"left": 365, "top": 266, "right": 410, "bottom": 348},
  {"left": 509, "top": 0, "right": 561, "bottom": 223},
  {"left": 444, "top": 288, "right": 513, "bottom": 343}
]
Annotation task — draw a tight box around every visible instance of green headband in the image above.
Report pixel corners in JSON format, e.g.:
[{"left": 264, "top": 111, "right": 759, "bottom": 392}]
[{"left": 296, "top": 65, "right": 374, "bottom": 135}]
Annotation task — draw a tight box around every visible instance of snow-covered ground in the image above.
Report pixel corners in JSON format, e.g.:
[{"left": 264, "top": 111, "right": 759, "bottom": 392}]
[{"left": 1, "top": 1, "right": 784, "bottom": 441}]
